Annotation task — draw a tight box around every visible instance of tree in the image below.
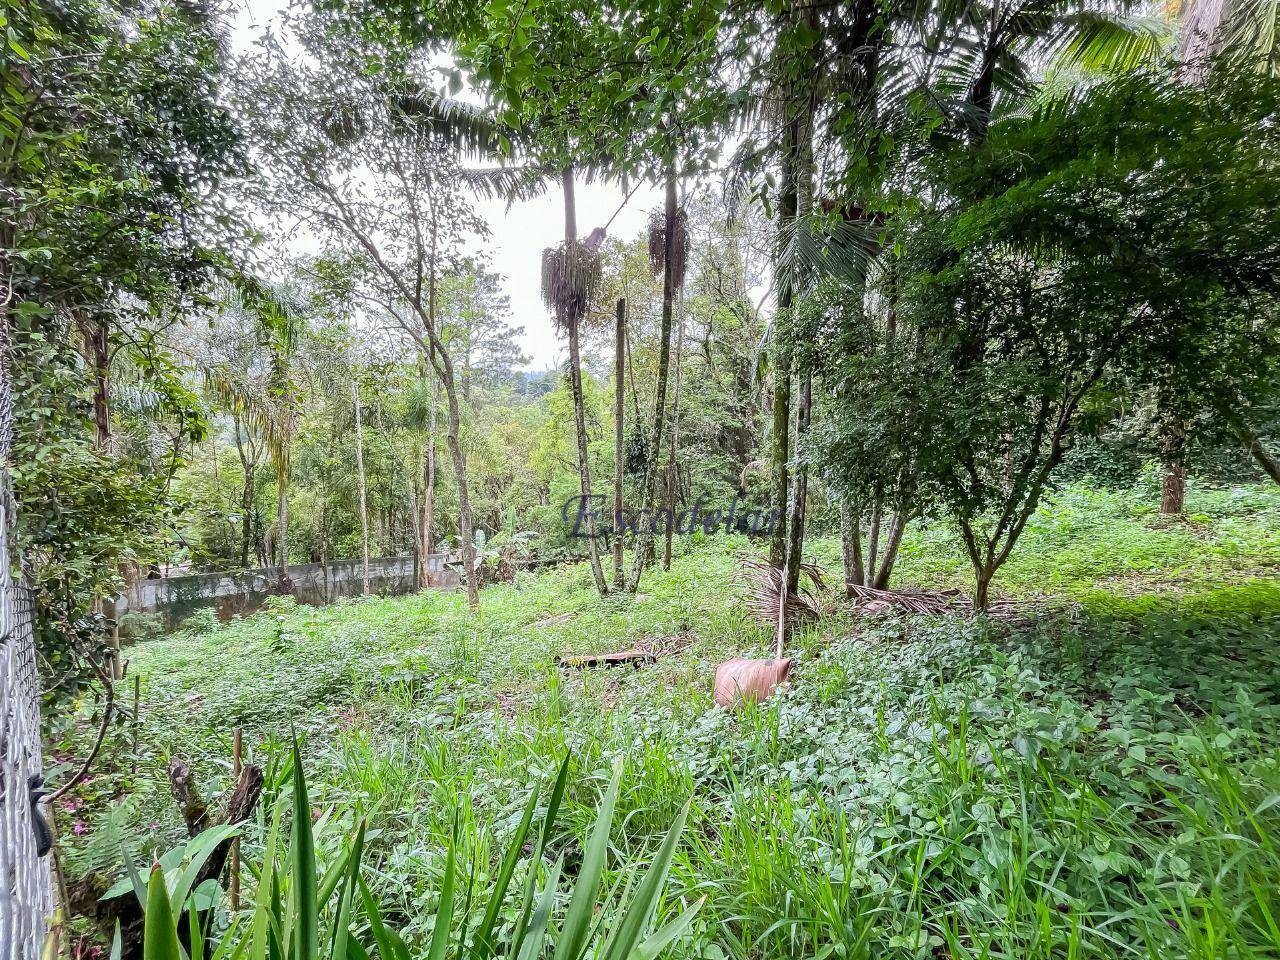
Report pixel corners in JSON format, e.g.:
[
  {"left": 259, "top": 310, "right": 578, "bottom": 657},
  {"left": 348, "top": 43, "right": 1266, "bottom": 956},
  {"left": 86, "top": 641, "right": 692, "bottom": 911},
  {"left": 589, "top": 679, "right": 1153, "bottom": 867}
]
[
  {"left": 815, "top": 68, "right": 1280, "bottom": 608},
  {"left": 204, "top": 277, "right": 309, "bottom": 589},
  {"left": 242, "top": 28, "right": 495, "bottom": 609},
  {"left": 4, "top": 0, "right": 239, "bottom": 729}
]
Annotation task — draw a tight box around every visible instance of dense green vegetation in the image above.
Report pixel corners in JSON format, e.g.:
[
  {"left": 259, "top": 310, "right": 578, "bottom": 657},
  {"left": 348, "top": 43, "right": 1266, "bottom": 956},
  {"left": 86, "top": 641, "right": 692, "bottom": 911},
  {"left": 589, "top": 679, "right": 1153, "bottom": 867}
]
[
  {"left": 60, "top": 483, "right": 1280, "bottom": 958},
  {"left": 8, "top": 0, "right": 1280, "bottom": 951}
]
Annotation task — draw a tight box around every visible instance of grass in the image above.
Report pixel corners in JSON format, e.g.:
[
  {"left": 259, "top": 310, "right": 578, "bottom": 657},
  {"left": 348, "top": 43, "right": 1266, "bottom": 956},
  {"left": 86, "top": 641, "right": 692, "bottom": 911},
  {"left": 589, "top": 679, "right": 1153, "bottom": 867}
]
[{"left": 61, "top": 481, "right": 1280, "bottom": 958}]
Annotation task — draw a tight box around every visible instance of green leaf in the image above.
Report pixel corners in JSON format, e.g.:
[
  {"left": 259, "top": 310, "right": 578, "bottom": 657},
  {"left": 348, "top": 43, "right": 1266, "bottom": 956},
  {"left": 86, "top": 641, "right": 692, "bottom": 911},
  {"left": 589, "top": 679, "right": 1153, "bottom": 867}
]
[
  {"left": 553, "top": 763, "right": 621, "bottom": 960},
  {"left": 473, "top": 786, "right": 539, "bottom": 958},
  {"left": 329, "top": 820, "right": 366, "bottom": 960},
  {"left": 289, "top": 739, "right": 318, "bottom": 960},
  {"left": 426, "top": 820, "right": 457, "bottom": 960},
  {"left": 633, "top": 901, "right": 704, "bottom": 960},
  {"left": 600, "top": 801, "right": 691, "bottom": 960},
  {"left": 515, "top": 858, "right": 562, "bottom": 960},
  {"left": 143, "top": 866, "right": 183, "bottom": 960}
]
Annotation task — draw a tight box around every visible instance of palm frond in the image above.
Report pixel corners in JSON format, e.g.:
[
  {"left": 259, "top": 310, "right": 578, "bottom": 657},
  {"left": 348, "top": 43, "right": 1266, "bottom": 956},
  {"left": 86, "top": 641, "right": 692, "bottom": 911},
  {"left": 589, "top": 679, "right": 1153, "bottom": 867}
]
[
  {"left": 1050, "top": 12, "right": 1174, "bottom": 72},
  {"left": 541, "top": 241, "right": 602, "bottom": 332},
  {"left": 777, "top": 214, "right": 882, "bottom": 295},
  {"left": 388, "top": 83, "right": 506, "bottom": 157},
  {"left": 1213, "top": 0, "right": 1280, "bottom": 73},
  {"left": 459, "top": 164, "right": 553, "bottom": 203}
]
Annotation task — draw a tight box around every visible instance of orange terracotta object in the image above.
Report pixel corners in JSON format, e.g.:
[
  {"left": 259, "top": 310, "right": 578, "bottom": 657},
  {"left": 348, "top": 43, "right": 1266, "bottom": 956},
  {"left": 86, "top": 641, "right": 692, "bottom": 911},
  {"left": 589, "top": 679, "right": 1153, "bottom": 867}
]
[{"left": 713, "top": 657, "right": 793, "bottom": 707}]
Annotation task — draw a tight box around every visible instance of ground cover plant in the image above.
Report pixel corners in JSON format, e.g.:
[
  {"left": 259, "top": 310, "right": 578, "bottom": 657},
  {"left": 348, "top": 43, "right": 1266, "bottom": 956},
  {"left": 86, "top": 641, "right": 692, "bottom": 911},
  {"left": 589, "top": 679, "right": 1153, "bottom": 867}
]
[{"left": 59, "top": 481, "right": 1280, "bottom": 959}]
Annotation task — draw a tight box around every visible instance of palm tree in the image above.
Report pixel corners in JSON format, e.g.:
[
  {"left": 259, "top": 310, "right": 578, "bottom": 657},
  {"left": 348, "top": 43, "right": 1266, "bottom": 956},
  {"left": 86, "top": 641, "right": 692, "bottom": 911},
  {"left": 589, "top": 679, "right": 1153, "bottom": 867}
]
[
  {"left": 204, "top": 275, "right": 306, "bottom": 591},
  {"left": 542, "top": 168, "right": 610, "bottom": 595}
]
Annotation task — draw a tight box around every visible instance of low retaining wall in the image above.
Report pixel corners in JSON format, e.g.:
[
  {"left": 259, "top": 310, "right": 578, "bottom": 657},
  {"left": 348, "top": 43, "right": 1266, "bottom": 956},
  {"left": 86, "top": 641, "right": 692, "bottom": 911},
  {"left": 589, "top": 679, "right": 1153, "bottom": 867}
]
[{"left": 121, "top": 554, "right": 458, "bottom": 627}]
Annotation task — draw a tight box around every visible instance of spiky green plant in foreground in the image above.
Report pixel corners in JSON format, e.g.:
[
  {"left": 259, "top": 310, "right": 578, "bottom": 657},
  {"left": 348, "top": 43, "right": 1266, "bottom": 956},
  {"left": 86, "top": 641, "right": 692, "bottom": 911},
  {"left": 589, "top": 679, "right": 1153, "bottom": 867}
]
[{"left": 135, "top": 743, "right": 699, "bottom": 960}]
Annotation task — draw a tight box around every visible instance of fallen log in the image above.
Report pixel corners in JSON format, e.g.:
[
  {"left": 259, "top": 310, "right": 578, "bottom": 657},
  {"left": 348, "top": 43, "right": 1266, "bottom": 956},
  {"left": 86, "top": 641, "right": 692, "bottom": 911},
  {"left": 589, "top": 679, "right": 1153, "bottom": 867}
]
[{"left": 557, "top": 649, "right": 657, "bottom": 669}]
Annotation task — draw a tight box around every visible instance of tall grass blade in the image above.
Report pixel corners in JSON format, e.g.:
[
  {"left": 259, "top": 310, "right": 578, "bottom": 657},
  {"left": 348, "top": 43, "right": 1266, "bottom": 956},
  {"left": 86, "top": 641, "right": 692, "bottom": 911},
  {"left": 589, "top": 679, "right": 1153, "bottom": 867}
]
[
  {"left": 329, "top": 820, "right": 366, "bottom": 960},
  {"left": 426, "top": 821, "right": 457, "bottom": 960},
  {"left": 553, "top": 764, "right": 621, "bottom": 960},
  {"left": 515, "top": 858, "right": 563, "bottom": 960},
  {"left": 289, "top": 739, "right": 318, "bottom": 960},
  {"left": 633, "top": 901, "right": 704, "bottom": 960},
  {"left": 473, "top": 787, "right": 539, "bottom": 958},
  {"left": 600, "top": 801, "right": 691, "bottom": 960}
]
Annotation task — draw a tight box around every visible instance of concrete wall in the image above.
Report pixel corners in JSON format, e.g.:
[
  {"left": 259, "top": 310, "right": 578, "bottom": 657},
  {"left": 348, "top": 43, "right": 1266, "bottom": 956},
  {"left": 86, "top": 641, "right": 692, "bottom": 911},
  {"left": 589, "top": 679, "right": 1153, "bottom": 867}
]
[{"left": 121, "top": 554, "right": 458, "bottom": 628}]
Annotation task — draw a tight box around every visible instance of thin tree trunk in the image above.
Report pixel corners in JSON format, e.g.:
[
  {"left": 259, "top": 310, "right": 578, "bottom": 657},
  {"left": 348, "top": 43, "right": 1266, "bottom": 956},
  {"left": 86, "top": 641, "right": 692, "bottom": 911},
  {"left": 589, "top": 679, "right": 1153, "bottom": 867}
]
[
  {"left": 627, "top": 163, "right": 678, "bottom": 592},
  {"left": 840, "top": 500, "right": 864, "bottom": 594},
  {"left": 276, "top": 470, "right": 289, "bottom": 591},
  {"left": 239, "top": 462, "right": 255, "bottom": 569},
  {"left": 871, "top": 511, "right": 908, "bottom": 590},
  {"left": 1160, "top": 413, "right": 1187, "bottom": 515},
  {"left": 613, "top": 298, "right": 626, "bottom": 588},
  {"left": 663, "top": 299, "right": 686, "bottom": 571},
  {"left": 353, "top": 379, "right": 370, "bottom": 595},
  {"left": 428, "top": 266, "right": 478, "bottom": 610},
  {"left": 562, "top": 167, "right": 609, "bottom": 595},
  {"left": 974, "top": 566, "right": 993, "bottom": 612},
  {"left": 233, "top": 415, "right": 256, "bottom": 569},
  {"left": 768, "top": 338, "right": 792, "bottom": 569},
  {"left": 865, "top": 505, "right": 882, "bottom": 585},
  {"left": 784, "top": 372, "right": 811, "bottom": 593},
  {"left": 422, "top": 374, "right": 437, "bottom": 586}
]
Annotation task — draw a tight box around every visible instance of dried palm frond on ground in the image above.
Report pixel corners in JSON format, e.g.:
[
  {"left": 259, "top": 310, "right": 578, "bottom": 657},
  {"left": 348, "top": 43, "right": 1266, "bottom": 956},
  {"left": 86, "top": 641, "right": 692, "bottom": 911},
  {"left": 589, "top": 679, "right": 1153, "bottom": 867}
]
[
  {"left": 846, "top": 584, "right": 1044, "bottom": 619},
  {"left": 845, "top": 584, "right": 969, "bottom": 616},
  {"left": 741, "top": 558, "right": 827, "bottom": 627}
]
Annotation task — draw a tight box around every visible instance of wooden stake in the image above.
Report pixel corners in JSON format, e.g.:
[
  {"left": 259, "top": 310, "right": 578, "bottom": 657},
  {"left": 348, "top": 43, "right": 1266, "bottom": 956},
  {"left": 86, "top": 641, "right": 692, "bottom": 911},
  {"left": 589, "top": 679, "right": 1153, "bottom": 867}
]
[
  {"left": 229, "top": 726, "right": 242, "bottom": 912},
  {"left": 130, "top": 673, "right": 140, "bottom": 776},
  {"left": 775, "top": 557, "right": 789, "bottom": 660}
]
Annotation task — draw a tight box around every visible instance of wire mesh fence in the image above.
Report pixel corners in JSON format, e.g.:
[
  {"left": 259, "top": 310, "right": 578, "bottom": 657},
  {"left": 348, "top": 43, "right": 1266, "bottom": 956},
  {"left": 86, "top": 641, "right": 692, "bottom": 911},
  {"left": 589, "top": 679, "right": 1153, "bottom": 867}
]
[{"left": 1, "top": 335, "right": 51, "bottom": 959}]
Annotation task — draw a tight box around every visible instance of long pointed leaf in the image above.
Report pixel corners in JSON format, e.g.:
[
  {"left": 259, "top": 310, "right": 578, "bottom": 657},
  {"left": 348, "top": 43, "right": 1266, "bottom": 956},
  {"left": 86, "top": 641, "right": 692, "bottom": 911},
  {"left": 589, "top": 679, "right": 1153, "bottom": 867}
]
[
  {"left": 553, "top": 764, "right": 621, "bottom": 960},
  {"left": 515, "top": 858, "right": 563, "bottom": 960},
  {"left": 289, "top": 739, "right": 318, "bottom": 960},
  {"left": 143, "top": 866, "right": 184, "bottom": 960},
  {"left": 600, "top": 802, "right": 690, "bottom": 960},
  {"left": 473, "top": 787, "right": 540, "bottom": 958},
  {"left": 427, "top": 822, "right": 457, "bottom": 960},
  {"left": 329, "top": 820, "right": 366, "bottom": 960}
]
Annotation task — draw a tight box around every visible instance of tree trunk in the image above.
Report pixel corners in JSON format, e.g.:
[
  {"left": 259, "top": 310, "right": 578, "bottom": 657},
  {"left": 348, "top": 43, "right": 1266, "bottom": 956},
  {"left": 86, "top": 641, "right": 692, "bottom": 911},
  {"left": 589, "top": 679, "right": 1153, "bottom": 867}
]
[
  {"left": 427, "top": 270, "right": 478, "bottom": 609},
  {"left": 663, "top": 299, "right": 686, "bottom": 571},
  {"left": 353, "top": 379, "right": 370, "bottom": 595},
  {"left": 561, "top": 167, "right": 609, "bottom": 595},
  {"left": 276, "top": 469, "right": 290, "bottom": 592},
  {"left": 974, "top": 563, "right": 993, "bottom": 612},
  {"left": 865, "top": 505, "right": 882, "bottom": 585},
  {"left": 840, "top": 500, "right": 864, "bottom": 594},
  {"left": 80, "top": 314, "right": 111, "bottom": 451},
  {"left": 768, "top": 343, "right": 792, "bottom": 569},
  {"left": 440, "top": 369, "right": 476, "bottom": 609},
  {"left": 233, "top": 417, "right": 256, "bottom": 569},
  {"left": 421, "top": 375, "right": 437, "bottom": 587},
  {"left": 1160, "top": 413, "right": 1187, "bottom": 515},
  {"left": 871, "top": 511, "right": 908, "bottom": 590},
  {"left": 627, "top": 164, "right": 678, "bottom": 592},
  {"left": 613, "top": 298, "right": 626, "bottom": 588},
  {"left": 784, "top": 372, "right": 811, "bottom": 593}
]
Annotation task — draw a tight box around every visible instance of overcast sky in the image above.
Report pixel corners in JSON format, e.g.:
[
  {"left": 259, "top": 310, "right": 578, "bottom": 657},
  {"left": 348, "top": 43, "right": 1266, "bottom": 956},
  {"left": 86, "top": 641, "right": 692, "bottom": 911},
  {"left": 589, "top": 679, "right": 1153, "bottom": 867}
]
[{"left": 229, "top": 0, "right": 663, "bottom": 372}]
